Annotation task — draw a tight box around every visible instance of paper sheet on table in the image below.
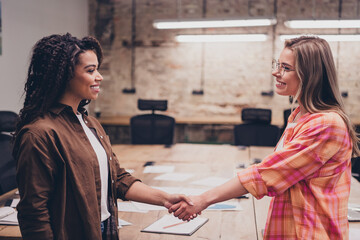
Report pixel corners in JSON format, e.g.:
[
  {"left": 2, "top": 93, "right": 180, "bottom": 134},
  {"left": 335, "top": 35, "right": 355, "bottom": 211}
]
[
  {"left": 143, "top": 165, "right": 175, "bottom": 173},
  {"left": 9, "top": 199, "right": 20, "bottom": 208},
  {"left": 125, "top": 169, "right": 135, "bottom": 174},
  {"left": 0, "top": 207, "right": 18, "bottom": 225},
  {"left": 141, "top": 214, "right": 208, "bottom": 236},
  {"left": 348, "top": 203, "right": 360, "bottom": 211},
  {"left": 118, "top": 218, "right": 132, "bottom": 229},
  {"left": 132, "top": 201, "right": 167, "bottom": 211},
  {"left": 154, "top": 173, "right": 193, "bottom": 181},
  {"left": 191, "top": 177, "right": 230, "bottom": 187},
  {"left": 350, "top": 228, "right": 360, "bottom": 240},
  {"left": 117, "top": 201, "right": 148, "bottom": 213},
  {"left": 206, "top": 200, "right": 243, "bottom": 211}
]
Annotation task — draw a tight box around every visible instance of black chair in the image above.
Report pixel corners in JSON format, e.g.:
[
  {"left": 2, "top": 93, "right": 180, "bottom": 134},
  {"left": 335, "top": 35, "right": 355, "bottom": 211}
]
[
  {"left": 130, "top": 99, "right": 175, "bottom": 145},
  {"left": 281, "top": 108, "right": 292, "bottom": 135},
  {"left": 0, "top": 111, "right": 18, "bottom": 195},
  {"left": 351, "top": 125, "right": 360, "bottom": 182},
  {"left": 234, "top": 108, "right": 281, "bottom": 147}
]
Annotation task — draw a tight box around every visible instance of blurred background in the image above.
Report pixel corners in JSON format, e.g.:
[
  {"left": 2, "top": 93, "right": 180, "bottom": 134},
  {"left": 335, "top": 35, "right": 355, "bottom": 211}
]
[{"left": 1, "top": 0, "right": 359, "bottom": 144}]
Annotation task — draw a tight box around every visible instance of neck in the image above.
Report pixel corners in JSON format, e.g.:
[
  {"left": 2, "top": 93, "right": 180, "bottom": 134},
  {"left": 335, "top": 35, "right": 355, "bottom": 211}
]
[
  {"left": 294, "top": 104, "right": 307, "bottom": 122},
  {"left": 59, "top": 96, "right": 80, "bottom": 115}
]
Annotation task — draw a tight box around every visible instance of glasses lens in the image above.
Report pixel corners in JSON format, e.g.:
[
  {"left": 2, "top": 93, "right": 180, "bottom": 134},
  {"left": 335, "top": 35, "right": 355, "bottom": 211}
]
[{"left": 272, "top": 59, "right": 277, "bottom": 71}]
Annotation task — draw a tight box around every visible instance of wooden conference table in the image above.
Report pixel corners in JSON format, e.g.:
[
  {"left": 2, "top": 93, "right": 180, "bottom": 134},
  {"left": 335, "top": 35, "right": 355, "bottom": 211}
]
[{"left": 1, "top": 144, "right": 360, "bottom": 239}]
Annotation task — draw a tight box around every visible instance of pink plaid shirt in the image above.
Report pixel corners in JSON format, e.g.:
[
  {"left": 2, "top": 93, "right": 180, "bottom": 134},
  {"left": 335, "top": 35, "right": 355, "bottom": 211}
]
[{"left": 238, "top": 107, "right": 353, "bottom": 239}]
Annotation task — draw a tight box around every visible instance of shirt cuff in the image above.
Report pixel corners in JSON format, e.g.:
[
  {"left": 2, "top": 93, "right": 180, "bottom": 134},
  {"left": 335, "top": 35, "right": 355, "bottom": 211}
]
[{"left": 237, "top": 165, "right": 269, "bottom": 199}]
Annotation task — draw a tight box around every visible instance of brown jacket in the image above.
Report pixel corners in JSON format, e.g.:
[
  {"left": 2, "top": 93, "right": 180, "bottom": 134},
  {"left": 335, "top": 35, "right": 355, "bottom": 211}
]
[{"left": 13, "top": 104, "right": 139, "bottom": 240}]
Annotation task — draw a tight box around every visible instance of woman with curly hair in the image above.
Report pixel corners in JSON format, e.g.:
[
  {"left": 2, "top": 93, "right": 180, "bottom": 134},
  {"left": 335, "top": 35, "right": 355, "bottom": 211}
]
[
  {"left": 169, "top": 36, "right": 360, "bottom": 239},
  {"left": 13, "top": 33, "right": 193, "bottom": 240}
]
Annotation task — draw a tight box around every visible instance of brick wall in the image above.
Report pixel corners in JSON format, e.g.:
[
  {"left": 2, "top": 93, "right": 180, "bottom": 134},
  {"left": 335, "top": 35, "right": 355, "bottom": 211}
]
[{"left": 89, "top": 0, "right": 360, "bottom": 142}]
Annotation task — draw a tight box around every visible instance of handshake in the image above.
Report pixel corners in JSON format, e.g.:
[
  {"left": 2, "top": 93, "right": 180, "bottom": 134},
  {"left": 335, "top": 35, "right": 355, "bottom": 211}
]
[{"left": 164, "top": 194, "right": 208, "bottom": 221}]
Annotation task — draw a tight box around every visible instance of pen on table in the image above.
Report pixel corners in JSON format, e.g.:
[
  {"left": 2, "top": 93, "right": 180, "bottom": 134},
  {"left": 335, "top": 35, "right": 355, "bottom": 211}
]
[{"left": 163, "top": 221, "right": 187, "bottom": 229}]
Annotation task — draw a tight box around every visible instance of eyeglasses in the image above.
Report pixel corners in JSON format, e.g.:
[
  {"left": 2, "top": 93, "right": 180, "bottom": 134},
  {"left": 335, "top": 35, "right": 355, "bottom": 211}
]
[{"left": 272, "top": 59, "right": 295, "bottom": 76}]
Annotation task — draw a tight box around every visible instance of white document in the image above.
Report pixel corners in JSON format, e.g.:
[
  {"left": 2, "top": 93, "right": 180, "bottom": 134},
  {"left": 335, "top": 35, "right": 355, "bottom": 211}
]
[
  {"left": 118, "top": 218, "right": 132, "bottom": 229},
  {"left": 350, "top": 228, "right": 360, "bottom": 240},
  {"left": 125, "top": 169, "right": 135, "bottom": 174},
  {"left": 10, "top": 199, "right": 20, "bottom": 208},
  {"left": 132, "top": 201, "right": 167, "bottom": 211},
  {"left": 0, "top": 207, "right": 18, "bottom": 225},
  {"left": 348, "top": 203, "right": 360, "bottom": 211},
  {"left": 0, "top": 207, "right": 15, "bottom": 219},
  {"left": 141, "top": 214, "right": 208, "bottom": 236},
  {"left": 154, "top": 173, "right": 193, "bottom": 181},
  {"left": 143, "top": 165, "right": 175, "bottom": 173},
  {"left": 117, "top": 201, "right": 148, "bottom": 213},
  {"left": 191, "top": 177, "right": 230, "bottom": 187}
]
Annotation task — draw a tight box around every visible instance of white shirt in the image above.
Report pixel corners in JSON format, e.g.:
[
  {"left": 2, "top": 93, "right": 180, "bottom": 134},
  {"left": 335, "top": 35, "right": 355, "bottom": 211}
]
[
  {"left": 275, "top": 122, "right": 297, "bottom": 152},
  {"left": 76, "top": 114, "right": 110, "bottom": 221}
]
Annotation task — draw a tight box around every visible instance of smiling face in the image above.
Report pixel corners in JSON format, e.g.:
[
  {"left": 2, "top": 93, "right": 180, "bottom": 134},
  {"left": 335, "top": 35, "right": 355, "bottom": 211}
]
[
  {"left": 60, "top": 50, "right": 103, "bottom": 112},
  {"left": 273, "top": 47, "right": 300, "bottom": 97}
]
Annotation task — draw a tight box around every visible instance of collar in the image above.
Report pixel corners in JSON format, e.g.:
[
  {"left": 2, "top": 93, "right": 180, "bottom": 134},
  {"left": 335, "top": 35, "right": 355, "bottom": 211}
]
[{"left": 49, "top": 103, "right": 88, "bottom": 116}]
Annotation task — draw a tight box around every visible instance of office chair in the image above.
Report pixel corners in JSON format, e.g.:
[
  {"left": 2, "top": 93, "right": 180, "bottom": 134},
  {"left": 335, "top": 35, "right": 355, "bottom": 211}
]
[
  {"left": 0, "top": 111, "right": 18, "bottom": 195},
  {"left": 130, "top": 99, "right": 175, "bottom": 145},
  {"left": 281, "top": 108, "right": 292, "bottom": 135},
  {"left": 351, "top": 125, "right": 360, "bottom": 182},
  {"left": 234, "top": 108, "right": 281, "bottom": 147}
]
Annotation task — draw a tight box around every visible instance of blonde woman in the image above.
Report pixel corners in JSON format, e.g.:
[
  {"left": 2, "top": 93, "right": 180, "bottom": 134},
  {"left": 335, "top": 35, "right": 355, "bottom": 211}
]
[{"left": 167, "top": 36, "right": 360, "bottom": 239}]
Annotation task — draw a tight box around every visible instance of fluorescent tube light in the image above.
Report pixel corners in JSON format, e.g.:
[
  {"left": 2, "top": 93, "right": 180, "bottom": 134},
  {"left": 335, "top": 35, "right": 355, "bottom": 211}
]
[
  {"left": 280, "top": 34, "right": 360, "bottom": 42},
  {"left": 285, "top": 20, "right": 360, "bottom": 29},
  {"left": 176, "top": 34, "right": 268, "bottom": 42},
  {"left": 153, "top": 19, "right": 276, "bottom": 29}
]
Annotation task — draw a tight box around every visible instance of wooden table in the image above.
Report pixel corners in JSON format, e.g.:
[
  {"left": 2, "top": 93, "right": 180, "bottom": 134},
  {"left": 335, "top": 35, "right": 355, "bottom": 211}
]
[
  {"left": 112, "top": 144, "right": 256, "bottom": 240},
  {"left": 1, "top": 144, "right": 360, "bottom": 239}
]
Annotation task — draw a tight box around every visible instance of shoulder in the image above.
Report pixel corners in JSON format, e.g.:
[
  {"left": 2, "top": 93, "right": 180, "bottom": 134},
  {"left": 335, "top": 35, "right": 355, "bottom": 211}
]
[
  {"left": 303, "top": 111, "right": 346, "bottom": 129},
  {"left": 16, "top": 111, "right": 72, "bottom": 144},
  {"left": 296, "top": 111, "right": 348, "bottom": 140}
]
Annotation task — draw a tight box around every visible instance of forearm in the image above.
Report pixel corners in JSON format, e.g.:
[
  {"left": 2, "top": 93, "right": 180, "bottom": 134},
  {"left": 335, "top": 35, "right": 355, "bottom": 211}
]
[
  {"left": 200, "top": 176, "right": 248, "bottom": 207},
  {"left": 124, "top": 181, "right": 170, "bottom": 206}
]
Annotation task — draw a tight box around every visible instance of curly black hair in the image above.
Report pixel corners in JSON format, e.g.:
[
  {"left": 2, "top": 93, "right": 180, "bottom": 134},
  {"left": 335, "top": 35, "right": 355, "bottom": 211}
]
[{"left": 15, "top": 33, "right": 103, "bottom": 136}]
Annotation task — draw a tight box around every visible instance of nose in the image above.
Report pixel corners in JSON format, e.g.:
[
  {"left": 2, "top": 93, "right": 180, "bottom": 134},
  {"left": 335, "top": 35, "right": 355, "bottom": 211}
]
[
  {"left": 272, "top": 69, "right": 281, "bottom": 77},
  {"left": 95, "top": 72, "right": 103, "bottom": 82}
]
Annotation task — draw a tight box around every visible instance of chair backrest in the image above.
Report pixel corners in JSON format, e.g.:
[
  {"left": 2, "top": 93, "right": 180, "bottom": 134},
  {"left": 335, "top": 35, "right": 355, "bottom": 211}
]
[
  {"left": 0, "top": 111, "right": 18, "bottom": 195},
  {"left": 234, "top": 123, "right": 280, "bottom": 147},
  {"left": 234, "top": 108, "right": 280, "bottom": 147},
  {"left": 130, "top": 114, "right": 175, "bottom": 145},
  {"left": 241, "top": 108, "right": 272, "bottom": 124},
  {"left": 138, "top": 99, "right": 168, "bottom": 114},
  {"left": 281, "top": 108, "right": 292, "bottom": 135}
]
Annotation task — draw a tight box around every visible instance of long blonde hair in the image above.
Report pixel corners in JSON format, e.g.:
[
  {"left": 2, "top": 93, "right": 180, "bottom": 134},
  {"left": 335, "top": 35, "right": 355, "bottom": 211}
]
[{"left": 285, "top": 35, "right": 359, "bottom": 157}]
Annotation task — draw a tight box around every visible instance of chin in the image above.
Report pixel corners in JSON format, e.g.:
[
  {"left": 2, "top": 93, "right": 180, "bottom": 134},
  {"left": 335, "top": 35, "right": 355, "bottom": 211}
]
[{"left": 275, "top": 89, "right": 288, "bottom": 96}]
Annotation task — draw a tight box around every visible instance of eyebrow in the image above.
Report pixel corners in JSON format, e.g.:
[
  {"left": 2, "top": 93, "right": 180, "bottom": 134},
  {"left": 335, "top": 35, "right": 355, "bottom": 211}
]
[
  {"left": 280, "top": 61, "right": 293, "bottom": 67},
  {"left": 84, "top": 64, "right": 97, "bottom": 69}
]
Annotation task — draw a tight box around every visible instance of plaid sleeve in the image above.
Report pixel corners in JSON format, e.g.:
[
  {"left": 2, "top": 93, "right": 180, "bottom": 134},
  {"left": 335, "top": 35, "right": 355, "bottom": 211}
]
[{"left": 238, "top": 112, "right": 351, "bottom": 199}]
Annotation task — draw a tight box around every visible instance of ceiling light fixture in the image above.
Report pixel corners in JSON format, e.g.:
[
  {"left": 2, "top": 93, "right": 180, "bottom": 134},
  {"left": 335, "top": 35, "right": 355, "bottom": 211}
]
[
  {"left": 153, "top": 19, "right": 276, "bottom": 29},
  {"left": 176, "top": 34, "right": 268, "bottom": 42},
  {"left": 280, "top": 34, "right": 360, "bottom": 42},
  {"left": 284, "top": 20, "right": 360, "bottom": 29}
]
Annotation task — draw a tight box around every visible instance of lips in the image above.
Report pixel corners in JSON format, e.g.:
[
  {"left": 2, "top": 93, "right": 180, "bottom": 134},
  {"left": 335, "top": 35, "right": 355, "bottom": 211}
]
[
  {"left": 90, "top": 85, "right": 100, "bottom": 92},
  {"left": 275, "top": 80, "right": 286, "bottom": 89}
]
